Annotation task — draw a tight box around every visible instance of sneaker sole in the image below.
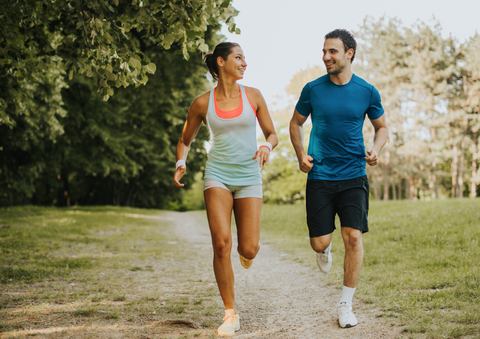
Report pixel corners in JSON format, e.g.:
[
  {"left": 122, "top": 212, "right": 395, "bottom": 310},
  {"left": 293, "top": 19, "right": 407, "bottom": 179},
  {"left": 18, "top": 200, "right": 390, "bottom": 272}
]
[
  {"left": 218, "top": 324, "right": 240, "bottom": 337},
  {"left": 340, "top": 323, "right": 357, "bottom": 328}
]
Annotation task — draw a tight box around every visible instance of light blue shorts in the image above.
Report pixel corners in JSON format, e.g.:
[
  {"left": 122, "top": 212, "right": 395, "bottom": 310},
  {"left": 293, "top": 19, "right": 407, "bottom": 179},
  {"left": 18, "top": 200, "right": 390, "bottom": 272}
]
[{"left": 204, "top": 178, "right": 263, "bottom": 199}]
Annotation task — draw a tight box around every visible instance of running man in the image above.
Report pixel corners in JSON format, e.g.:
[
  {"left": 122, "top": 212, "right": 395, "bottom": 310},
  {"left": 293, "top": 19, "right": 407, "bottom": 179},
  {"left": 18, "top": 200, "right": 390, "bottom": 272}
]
[
  {"left": 174, "top": 42, "right": 278, "bottom": 337},
  {"left": 289, "top": 29, "right": 388, "bottom": 328}
]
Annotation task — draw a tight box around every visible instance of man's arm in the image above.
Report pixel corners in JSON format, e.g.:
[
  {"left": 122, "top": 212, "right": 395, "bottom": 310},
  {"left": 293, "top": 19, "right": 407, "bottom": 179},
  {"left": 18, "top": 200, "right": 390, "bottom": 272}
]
[
  {"left": 365, "top": 114, "right": 389, "bottom": 166},
  {"left": 289, "top": 109, "right": 314, "bottom": 173}
]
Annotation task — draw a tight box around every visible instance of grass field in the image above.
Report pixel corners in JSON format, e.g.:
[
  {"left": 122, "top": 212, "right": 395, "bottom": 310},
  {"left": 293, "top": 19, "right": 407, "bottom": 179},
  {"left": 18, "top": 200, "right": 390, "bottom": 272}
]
[
  {"left": 0, "top": 206, "right": 220, "bottom": 338},
  {"left": 260, "top": 199, "right": 480, "bottom": 339},
  {"left": 1, "top": 200, "right": 479, "bottom": 338}
]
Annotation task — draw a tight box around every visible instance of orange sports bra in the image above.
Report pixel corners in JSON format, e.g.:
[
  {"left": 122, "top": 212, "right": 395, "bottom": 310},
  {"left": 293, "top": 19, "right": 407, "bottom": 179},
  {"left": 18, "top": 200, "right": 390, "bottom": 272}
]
[{"left": 213, "top": 85, "right": 257, "bottom": 119}]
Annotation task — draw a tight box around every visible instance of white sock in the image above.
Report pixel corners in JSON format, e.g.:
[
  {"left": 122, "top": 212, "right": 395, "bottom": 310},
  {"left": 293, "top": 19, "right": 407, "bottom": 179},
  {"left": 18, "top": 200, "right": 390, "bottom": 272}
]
[{"left": 339, "top": 285, "right": 356, "bottom": 304}]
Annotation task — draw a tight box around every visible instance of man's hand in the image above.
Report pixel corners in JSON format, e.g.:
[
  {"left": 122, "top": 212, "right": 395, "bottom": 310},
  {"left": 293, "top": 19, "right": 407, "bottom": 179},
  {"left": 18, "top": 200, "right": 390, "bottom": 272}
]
[
  {"left": 365, "top": 149, "right": 378, "bottom": 166},
  {"left": 299, "top": 154, "right": 314, "bottom": 173}
]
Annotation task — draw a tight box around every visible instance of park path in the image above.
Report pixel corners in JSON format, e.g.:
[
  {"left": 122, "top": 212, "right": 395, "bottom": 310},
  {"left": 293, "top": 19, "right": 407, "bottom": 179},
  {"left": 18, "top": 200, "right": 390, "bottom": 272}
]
[{"left": 167, "top": 211, "right": 402, "bottom": 339}]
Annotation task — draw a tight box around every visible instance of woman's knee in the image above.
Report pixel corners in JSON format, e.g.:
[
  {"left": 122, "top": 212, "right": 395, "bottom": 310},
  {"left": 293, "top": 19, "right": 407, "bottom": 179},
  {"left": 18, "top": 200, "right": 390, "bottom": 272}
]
[
  {"left": 213, "top": 239, "right": 232, "bottom": 258},
  {"left": 238, "top": 244, "right": 259, "bottom": 260}
]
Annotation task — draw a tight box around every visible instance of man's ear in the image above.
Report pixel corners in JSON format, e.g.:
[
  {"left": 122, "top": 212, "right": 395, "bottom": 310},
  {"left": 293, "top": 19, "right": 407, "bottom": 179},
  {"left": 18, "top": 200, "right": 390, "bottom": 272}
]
[{"left": 347, "top": 48, "right": 354, "bottom": 61}]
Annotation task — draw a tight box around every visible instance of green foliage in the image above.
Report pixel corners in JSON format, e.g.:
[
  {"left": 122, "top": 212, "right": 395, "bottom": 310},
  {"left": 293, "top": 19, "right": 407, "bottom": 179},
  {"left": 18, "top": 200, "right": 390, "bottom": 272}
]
[
  {"left": 0, "top": 1, "right": 237, "bottom": 208},
  {"left": 261, "top": 199, "right": 480, "bottom": 338},
  {"left": 0, "top": 0, "right": 239, "bottom": 123},
  {"left": 1, "top": 23, "right": 221, "bottom": 208},
  {"left": 262, "top": 67, "right": 318, "bottom": 204}
]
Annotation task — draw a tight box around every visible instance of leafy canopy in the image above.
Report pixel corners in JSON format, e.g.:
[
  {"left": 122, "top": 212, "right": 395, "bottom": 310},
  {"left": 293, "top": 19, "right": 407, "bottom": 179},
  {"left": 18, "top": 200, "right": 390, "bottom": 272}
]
[{"left": 0, "top": 0, "right": 239, "bottom": 127}]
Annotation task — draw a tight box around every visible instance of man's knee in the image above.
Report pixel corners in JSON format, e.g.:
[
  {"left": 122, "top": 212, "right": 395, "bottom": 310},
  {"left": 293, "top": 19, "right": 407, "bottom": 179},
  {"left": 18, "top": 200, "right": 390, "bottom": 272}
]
[
  {"left": 343, "top": 228, "right": 363, "bottom": 249},
  {"left": 310, "top": 236, "right": 332, "bottom": 253}
]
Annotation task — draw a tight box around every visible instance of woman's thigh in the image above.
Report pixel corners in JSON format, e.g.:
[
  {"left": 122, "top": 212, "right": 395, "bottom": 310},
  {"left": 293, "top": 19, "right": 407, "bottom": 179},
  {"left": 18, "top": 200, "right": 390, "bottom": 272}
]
[
  {"left": 233, "top": 198, "right": 263, "bottom": 251},
  {"left": 204, "top": 187, "right": 235, "bottom": 247}
]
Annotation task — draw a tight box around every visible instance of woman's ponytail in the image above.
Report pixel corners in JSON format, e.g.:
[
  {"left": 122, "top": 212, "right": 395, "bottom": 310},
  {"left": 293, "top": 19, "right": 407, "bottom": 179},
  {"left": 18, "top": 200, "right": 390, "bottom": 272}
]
[{"left": 203, "top": 42, "right": 240, "bottom": 81}]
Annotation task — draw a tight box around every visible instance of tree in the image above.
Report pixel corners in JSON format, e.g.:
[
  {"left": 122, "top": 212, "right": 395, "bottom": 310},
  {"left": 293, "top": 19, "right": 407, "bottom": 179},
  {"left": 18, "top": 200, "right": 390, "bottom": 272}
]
[
  {"left": 262, "top": 66, "right": 322, "bottom": 204},
  {"left": 0, "top": 0, "right": 238, "bottom": 127},
  {"left": 461, "top": 34, "right": 480, "bottom": 197},
  {"left": 0, "top": 1, "right": 237, "bottom": 207}
]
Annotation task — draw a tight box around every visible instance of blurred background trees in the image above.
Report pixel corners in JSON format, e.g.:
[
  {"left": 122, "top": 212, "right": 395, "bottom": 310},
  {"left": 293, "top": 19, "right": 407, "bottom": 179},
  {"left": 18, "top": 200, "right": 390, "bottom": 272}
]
[
  {"left": 0, "top": 0, "right": 238, "bottom": 208},
  {"left": 263, "top": 17, "right": 480, "bottom": 203},
  {"left": 1, "top": 6, "right": 479, "bottom": 207}
]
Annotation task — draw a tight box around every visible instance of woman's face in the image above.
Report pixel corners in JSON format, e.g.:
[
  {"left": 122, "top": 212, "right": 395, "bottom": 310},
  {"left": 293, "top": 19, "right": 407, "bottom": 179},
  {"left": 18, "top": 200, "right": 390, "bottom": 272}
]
[{"left": 219, "top": 46, "right": 247, "bottom": 80}]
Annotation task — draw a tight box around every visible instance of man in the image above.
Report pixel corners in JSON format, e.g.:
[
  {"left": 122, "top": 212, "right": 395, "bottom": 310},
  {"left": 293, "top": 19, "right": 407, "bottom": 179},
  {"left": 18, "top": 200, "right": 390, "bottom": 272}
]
[{"left": 289, "top": 29, "right": 388, "bottom": 328}]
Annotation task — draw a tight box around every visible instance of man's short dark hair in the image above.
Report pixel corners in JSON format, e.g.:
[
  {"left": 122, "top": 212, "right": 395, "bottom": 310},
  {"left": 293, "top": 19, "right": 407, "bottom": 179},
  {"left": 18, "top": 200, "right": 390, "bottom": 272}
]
[{"left": 325, "top": 29, "right": 357, "bottom": 63}]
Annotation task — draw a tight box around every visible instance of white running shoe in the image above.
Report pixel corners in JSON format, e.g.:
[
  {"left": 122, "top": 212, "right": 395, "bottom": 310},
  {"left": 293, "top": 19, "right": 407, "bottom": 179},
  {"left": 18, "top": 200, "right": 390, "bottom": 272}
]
[
  {"left": 338, "top": 302, "right": 358, "bottom": 328},
  {"left": 315, "top": 242, "right": 332, "bottom": 273},
  {"left": 218, "top": 310, "right": 240, "bottom": 337}
]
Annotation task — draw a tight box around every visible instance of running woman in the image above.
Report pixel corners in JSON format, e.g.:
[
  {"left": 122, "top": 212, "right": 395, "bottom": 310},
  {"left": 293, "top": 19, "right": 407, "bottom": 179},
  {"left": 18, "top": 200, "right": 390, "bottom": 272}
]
[{"left": 174, "top": 42, "right": 278, "bottom": 337}]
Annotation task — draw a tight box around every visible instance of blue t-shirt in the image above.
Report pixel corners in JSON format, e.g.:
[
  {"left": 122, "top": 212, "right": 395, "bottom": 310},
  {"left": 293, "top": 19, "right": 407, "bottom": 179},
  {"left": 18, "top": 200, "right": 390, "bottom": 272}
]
[{"left": 295, "top": 74, "right": 384, "bottom": 181}]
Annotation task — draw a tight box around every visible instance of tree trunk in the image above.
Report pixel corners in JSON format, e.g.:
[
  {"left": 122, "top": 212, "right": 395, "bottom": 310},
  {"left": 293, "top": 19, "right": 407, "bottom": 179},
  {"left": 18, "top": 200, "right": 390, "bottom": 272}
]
[
  {"left": 408, "top": 176, "right": 416, "bottom": 200},
  {"left": 458, "top": 138, "right": 465, "bottom": 198},
  {"left": 116, "top": 182, "right": 122, "bottom": 206},
  {"left": 382, "top": 162, "right": 389, "bottom": 200},
  {"left": 392, "top": 173, "right": 397, "bottom": 200},
  {"left": 406, "top": 176, "right": 413, "bottom": 200},
  {"left": 371, "top": 173, "right": 380, "bottom": 201},
  {"left": 452, "top": 143, "right": 458, "bottom": 198},
  {"left": 57, "top": 170, "right": 70, "bottom": 207},
  {"left": 398, "top": 175, "right": 402, "bottom": 200},
  {"left": 125, "top": 182, "right": 137, "bottom": 207},
  {"left": 471, "top": 131, "right": 478, "bottom": 198}
]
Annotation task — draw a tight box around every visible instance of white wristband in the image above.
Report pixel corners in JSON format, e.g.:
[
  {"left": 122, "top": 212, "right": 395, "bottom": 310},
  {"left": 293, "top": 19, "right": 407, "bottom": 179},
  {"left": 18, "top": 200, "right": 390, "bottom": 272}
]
[
  {"left": 259, "top": 142, "right": 272, "bottom": 152},
  {"left": 176, "top": 159, "right": 186, "bottom": 170}
]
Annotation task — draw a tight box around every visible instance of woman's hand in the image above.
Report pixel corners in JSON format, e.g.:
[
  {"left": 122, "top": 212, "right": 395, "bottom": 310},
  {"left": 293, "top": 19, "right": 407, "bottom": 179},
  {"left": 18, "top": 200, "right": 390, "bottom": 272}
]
[
  {"left": 252, "top": 146, "right": 271, "bottom": 168},
  {"left": 173, "top": 165, "right": 186, "bottom": 187}
]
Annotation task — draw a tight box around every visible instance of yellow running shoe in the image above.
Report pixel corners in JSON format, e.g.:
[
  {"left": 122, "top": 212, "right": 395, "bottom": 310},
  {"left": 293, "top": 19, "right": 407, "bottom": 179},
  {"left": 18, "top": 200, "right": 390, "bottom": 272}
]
[
  {"left": 218, "top": 309, "right": 240, "bottom": 337},
  {"left": 239, "top": 254, "right": 253, "bottom": 269}
]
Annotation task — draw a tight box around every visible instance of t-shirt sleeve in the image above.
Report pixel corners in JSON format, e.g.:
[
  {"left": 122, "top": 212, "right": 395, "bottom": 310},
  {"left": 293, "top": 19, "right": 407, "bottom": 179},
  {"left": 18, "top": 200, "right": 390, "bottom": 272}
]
[
  {"left": 366, "top": 86, "right": 384, "bottom": 120},
  {"left": 295, "top": 84, "right": 312, "bottom": 117}
]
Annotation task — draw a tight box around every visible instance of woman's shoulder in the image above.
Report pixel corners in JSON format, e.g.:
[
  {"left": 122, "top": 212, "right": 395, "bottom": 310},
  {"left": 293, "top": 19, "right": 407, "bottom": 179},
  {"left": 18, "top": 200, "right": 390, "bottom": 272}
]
[
  {"left": 243, "top": 85, "right": 261, "bottom": 96},
  {"left": 243, "top": 85, "right": 264, "bottom": 101},
  {"left": 190, "top": 90, "right": 211, "bottom": 111}
]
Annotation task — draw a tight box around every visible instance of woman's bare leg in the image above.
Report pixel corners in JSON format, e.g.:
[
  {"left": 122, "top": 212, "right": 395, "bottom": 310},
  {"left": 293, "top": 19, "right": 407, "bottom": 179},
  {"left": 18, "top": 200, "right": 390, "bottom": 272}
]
[
  {"left": 204, "top": 188, "right": 235, "bottom": 310},
  {"left": 234, "top": 198, "right": 262, "bottom": 260}
]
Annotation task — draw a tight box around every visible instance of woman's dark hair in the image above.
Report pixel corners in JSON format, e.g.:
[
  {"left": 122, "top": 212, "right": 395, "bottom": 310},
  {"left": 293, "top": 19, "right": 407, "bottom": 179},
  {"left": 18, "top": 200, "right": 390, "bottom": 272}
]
[
  {"left": 203, "top": 42, "right": 240, "bottom": 80},
  {"left": 325, "top": 29, "right": 357, "bottom": 63}
]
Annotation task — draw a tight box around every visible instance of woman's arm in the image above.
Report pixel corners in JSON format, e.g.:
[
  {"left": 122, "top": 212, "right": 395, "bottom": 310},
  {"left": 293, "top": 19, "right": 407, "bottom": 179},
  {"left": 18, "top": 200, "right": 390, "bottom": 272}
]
[
  {"left": 246, "top": 87, "right": 278, "bottom": 168},
  {"left": 174, "top": 93, "right": 208, "bottom": 187}
]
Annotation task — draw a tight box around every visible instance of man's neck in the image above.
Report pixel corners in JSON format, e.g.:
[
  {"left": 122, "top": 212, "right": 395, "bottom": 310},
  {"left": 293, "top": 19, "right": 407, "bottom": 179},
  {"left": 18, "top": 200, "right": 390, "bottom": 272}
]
[{"left": 329, "top": 68, "right": 353, "bottom": 85}]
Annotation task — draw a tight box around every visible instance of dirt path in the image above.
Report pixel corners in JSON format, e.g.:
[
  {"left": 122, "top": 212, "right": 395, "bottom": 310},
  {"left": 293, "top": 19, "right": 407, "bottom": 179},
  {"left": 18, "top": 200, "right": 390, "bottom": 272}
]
[{"left": 169, "top": 211, "right": 402, "bottom": 339}]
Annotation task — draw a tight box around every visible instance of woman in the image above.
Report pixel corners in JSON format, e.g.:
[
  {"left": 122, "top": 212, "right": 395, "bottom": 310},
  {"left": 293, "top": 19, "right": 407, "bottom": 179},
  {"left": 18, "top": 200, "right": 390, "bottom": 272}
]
[{"left": 173, "top": 42, "right": 278, "bottom": 337}]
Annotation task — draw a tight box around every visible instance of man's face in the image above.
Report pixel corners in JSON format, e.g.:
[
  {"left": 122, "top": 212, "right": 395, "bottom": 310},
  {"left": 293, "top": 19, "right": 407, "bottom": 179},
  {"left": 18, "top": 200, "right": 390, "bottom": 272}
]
[{"left": 322, "top": 38, "right": 350, "bottom": 75}]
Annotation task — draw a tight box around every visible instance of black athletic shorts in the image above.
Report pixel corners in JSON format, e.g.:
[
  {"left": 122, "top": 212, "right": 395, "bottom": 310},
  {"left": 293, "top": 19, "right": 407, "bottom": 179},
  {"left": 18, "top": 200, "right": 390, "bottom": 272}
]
[{"left": 306, "top": 175, "right": 369, "bottom": 238}]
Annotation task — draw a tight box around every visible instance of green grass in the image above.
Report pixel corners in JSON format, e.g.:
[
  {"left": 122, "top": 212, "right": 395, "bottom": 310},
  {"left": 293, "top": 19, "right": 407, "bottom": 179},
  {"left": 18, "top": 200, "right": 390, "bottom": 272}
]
[
  {"left": 261, "top": 199, "right": 480, "bottom": 339},
  {"left": 0, "top": 206, "right": 220, "bottom": 338}
]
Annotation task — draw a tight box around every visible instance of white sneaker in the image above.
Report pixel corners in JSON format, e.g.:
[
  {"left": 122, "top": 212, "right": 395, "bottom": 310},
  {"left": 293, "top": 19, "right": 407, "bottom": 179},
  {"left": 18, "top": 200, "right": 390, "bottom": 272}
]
[
  {"left": 338, "top": 302, "right": 358, "bottom": 328},
  {"left": 218, "top": 310, "right": 240, "bottom": 337},
  {"left": 315, "top": 242, "right": 332, "bottom": 273}
]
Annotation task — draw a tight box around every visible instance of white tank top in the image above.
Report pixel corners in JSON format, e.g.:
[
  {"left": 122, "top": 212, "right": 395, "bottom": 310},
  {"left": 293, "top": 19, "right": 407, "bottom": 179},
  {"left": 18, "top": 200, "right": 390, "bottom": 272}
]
[{"left": 204, "top": 84, "right": 261, "bottom": 186}]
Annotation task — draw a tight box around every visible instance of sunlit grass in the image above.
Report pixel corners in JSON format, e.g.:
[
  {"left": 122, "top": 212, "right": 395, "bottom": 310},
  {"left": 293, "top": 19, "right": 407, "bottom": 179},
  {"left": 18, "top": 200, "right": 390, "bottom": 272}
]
[
  {"left": 261, "top": 199, "right": 480, "bottom": 338},
  {"left": 0, "top": 207, "right": 220, "bottom": 337}
]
